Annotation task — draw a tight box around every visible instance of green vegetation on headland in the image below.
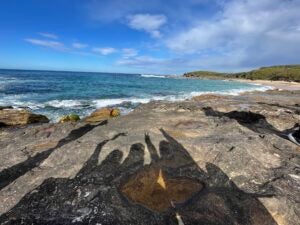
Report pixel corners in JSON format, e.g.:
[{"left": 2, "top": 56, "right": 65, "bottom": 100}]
[{"left": 184, "top": 65, "right": 300, "bottom": 82}]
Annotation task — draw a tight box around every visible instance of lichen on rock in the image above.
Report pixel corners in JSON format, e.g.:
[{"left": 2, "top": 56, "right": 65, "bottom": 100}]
[{"left": 59, "top": 114, "right": 80, "bottom": 123}]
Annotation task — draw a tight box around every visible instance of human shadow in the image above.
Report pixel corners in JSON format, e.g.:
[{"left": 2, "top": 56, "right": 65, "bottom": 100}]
[
  {"left": 0, "top": 121, "right": 107, "bottom": 191},
  {"left": 202, "top": 107, "right": 298, "bottom": 141},
  {"left": 155, "top": 129, "right": 277, "bottom": 225},
  {"left": 0, "top": 129, "right": 278, "bottom": 225},
  {"left": 257, "top": 102, "right": 300, "bottom": 115}
]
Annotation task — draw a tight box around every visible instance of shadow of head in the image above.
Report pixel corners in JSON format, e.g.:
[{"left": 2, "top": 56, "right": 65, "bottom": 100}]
[
  {"left": 202, "top": 107, "right": 266, "bottom": 124},
  {"left": 201, "top": 107, "right": 293, "bottom": 141}
]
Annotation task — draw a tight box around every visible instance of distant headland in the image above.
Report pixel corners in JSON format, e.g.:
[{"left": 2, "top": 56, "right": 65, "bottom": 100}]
[{"left": 184, "top": 65, "right": 300, "bottom": 82}]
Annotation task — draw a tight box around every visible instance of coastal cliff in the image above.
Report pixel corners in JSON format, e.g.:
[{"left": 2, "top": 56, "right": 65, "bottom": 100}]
[{"left": 0, "top": 90, "right": 300, "bottom": 225}]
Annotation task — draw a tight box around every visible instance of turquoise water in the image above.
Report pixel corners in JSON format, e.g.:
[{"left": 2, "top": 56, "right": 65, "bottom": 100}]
[{"left": 0, "top": 69, "right": 271, "bottom": 121}]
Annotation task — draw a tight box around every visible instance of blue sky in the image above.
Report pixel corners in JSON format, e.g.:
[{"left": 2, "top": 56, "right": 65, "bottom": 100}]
[{"left": 0, "top": 0, "right": 300, "bottom": 74}]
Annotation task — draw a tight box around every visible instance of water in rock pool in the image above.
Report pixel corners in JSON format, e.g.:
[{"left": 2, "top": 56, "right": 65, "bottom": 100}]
[{"left": 0, "top": 69, "right": 271, "bottom": 121}]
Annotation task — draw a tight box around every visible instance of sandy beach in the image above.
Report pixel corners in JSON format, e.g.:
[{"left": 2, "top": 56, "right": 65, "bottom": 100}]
[{"left": 234, "top": 79, "right": 300, "bottom": 91}]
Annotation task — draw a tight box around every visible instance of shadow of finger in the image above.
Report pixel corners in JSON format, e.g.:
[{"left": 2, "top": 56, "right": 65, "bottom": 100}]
[{"left": 145, "top": 133, "right": 159, "bottom": 164}]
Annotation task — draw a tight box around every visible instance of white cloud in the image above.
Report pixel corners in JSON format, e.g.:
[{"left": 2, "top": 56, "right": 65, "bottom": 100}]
[
  {"left": 23, "top": 0, "right": 300, "bottom": 73},
  {"left": 38, "top": 32, "right": 58, "bottom": 39},
  {"left": 117, "top": 55, "right": 164, "bottom": 66},
  {"left": 86, "top": 0, "right": 221, "bottom": 24},
  {"left": 25, "top": 38, "right": 67, "bottom": 51},
  {"left": 72, "top": 42, "right": 88, "bottom": 49},
  {"left": 127, "top": 14, "right": 167, "bottom": 38},
  {"left": 92, "top": 47, "right": 117, "bottom": 55},
  {"left": 166, "top": 0, "right": 300, "bottom": 69},
  {"left": 122, "top": 48, "right": 138, "bottom": 58}
]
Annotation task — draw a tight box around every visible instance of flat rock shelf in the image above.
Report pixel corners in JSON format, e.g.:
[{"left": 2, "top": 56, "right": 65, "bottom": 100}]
[{"left": 0, "top": 90, "right": 299, "bottom": 225}]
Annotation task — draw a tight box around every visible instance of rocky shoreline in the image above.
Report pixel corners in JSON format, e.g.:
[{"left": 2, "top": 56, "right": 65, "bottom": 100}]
[{"left": 0, "top": 89, "right": 300, "bottom": 225}]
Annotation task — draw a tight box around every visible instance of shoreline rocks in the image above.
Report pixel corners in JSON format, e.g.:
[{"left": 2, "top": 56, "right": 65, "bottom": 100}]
[
  {"left": 0, "top": 106, "right": 13, "bottom": 110},
  {"left": 192, "top": 94, "right": 223, "bottom": 101},
  {"left": 59, "top": 114, "right": 80, "bottom": 123},
  {"left": 84, "top": 108, "right": 120, "bottom": 123},
  {"left": 0, "top": 91, "right": 299, "bottom": 224},
  {"left": 0, "top": 108, "right": 49, "bottom": 126}
]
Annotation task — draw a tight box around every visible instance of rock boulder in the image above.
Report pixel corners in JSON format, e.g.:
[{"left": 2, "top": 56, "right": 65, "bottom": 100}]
[
  {"left": 0, "top": 109, "right": 49, "bottom": 126},
  {"left": 85, "top": 108, "right": 120, "bottom": 123},
  {"left": 59, "top": 114, "right": 80, "bottom": 123}
]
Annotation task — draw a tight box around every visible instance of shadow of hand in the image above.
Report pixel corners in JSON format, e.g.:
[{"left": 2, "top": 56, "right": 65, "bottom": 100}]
[{"left": 0, "top": 130, "right": 278, "bottom": 225}]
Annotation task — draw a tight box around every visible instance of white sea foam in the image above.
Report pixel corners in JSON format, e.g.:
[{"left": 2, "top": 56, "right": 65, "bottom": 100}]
[
  {"left": 0, "top": 83, "right": 274, "bottom": 122},
  {"left": 92, "top": 97, "right": 157, "bottom": 108},
  {"left": 0, "top": 75, "right": 18, "bottom": 80},
  {"left": 45, "top": 99, "right": 88, "bottom": 108},
  {"left": 189, "top": 86, "right": 274, "bottom": 97},
  {"left": 0, "top": 76, "right": 20, "bottom": 85},
  {"left": 0, "top": 85, "right": 274, "bottom": 110},
  {"left": 141, "top": 74, "right": 166, "bottom": 78},
  {"left": 92, "top": 99, "right": 130, "bottom": 108}
]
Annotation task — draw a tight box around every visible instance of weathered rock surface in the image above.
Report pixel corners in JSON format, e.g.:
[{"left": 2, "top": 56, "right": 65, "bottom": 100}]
[
  {"left": 59, "top": 114, "right": 81, "bottom": 123},
  {"left": 85, "top": 108, "right": 120, "bottom": 123},
  {"left": 192, "top": 94, "right": 222, "bottom": 101},
  {"left": 0, "top": 109, "right": 49, "bottom": 126},
  {"left": 0, "top": 90, "right": 299, "bottom": 225},
  {"left": 0, "top": 106, "right": 13, "bottom": 110}
]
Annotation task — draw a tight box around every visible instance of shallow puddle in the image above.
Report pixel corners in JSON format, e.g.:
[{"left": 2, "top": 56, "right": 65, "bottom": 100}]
[{"left": 120, "top": 166, "right": 204, "bottom": 212}]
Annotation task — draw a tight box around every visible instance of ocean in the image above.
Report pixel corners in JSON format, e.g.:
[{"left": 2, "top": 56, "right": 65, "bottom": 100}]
[{"left": 0, "top": 69, "right": 271, "bottom": 122}]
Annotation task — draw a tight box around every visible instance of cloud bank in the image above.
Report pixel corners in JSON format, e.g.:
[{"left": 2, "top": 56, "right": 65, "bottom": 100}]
[
  {"left": 85, "top": 0, "right": 300, "bottom": 72},
  {"left": 166, "top": 0, "right": 300, "bottom": 70},
  {"left": 25, "top": 0, "right": 300, "bottom": 73}
]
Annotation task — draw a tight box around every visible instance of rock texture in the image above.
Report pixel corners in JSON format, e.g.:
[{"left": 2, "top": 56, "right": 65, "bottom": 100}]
[
  {"left": 0, "top": 90, "right": 299, "bottom": 225},
  {"left": 59, "top": 114, "right": 81, "bottom": 123},
  {"left": 85, "top": 108, "right": 120, "bottom": 123},
  {"left": 0, "top": 106, "right": 13, "bottom": 110},
  {"left": 0, "top": 109, "right": 49, "bottom": 126}
]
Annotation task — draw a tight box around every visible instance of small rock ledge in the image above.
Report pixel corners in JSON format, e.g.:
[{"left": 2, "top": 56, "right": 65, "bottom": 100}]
[{"left": 0, "top": 108, "right": 49, "bottom": 126}]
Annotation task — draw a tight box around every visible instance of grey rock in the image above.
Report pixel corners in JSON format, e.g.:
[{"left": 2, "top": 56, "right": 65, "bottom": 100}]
[{"left": 0, "top": 90, "right": 299, "bottom": 225}]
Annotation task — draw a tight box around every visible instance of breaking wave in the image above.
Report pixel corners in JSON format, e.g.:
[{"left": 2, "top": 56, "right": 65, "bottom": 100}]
[
  {"left": 0, "top": 69, "right": 275, "bottom": 122},
  {"left": 0, "top": 85, "right": 274, "bottom": 122},
  {"left": 140, "top": 74, "right": 166, "bottom": 78}
]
